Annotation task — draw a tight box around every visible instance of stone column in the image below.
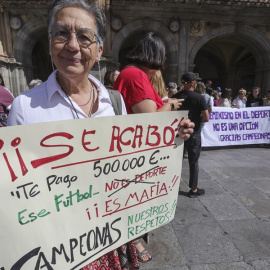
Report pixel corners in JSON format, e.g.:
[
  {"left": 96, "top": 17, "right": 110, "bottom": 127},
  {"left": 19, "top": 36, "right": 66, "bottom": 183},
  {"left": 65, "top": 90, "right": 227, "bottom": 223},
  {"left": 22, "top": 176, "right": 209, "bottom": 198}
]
[
  {"left": 94, "top": 0, "right": 111, "bottom": 56},
  {"left": 178, "top": 20, "right": 190, "bottom": 85},
  {"left": 90, "top": 0, "right": 111, "bottom": 82},
  {"left": 261, "top": 64, "right": 270, "bottom": 94},
  {"left": 104, "top": 0, "right": 111, "bottom": 57},
  {"left": 0, "top": 8, "right": 13, "bottom": 57},
  {"left": 95, "top": 0, "right": 106, "bottom": 5},
  {"left": 0, "top": 8, "right": 20, "bottom": 94}
]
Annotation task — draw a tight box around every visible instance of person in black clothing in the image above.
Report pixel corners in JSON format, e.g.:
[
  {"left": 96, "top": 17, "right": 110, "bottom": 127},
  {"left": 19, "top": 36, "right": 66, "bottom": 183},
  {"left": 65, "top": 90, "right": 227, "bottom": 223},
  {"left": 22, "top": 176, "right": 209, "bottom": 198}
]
[
  {"left": 173, "top": 72, "right": 209, "bottom": 197},
  {"left": 246, "top": 86, "right": 263, "bottom": 107}
]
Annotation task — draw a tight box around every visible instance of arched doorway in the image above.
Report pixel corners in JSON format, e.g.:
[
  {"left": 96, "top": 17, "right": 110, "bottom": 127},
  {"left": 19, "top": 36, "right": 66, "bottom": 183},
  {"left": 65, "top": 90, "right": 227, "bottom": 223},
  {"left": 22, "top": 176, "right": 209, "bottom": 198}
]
[
  {"left": 189, "top": 25, "right": 270, "bottom": 96},
  {"left": 194, "top": 38, "right": 256, "bottom": 95},
  {"left": 32, "top": 35, "right": 52, "bottom": 82},
  {"left": 13, "top": 19, "right": 52, "bottom": 91}
]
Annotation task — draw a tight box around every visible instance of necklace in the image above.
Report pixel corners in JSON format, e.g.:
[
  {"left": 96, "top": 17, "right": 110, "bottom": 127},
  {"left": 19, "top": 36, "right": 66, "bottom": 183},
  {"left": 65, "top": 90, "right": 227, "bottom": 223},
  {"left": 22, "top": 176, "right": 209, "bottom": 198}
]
[
  {"left": 88, "top": 85, "right": 96, "bottom": 117},
  {"left": 77, "top": 89, "right": 92, "bottom": 106},
  {"left": 64, "top": 81, "right": 96, "bottom": 119}
]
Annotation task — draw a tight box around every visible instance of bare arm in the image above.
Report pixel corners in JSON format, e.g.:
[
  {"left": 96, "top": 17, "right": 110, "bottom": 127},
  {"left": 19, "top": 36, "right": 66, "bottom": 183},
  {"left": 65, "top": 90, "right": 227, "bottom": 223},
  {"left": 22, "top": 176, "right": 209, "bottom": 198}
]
[
  {"left": 131, "top": 98, "right": 184, "bottom": 114},
  {"left": 131, "top": 99, "right": 194, "bottom": 141},
  {"left": 217, "top": 98, "right": 223, "bottom": 106},
  {"left": 201, "top": 109, "right": 209, "bottom": 123}
]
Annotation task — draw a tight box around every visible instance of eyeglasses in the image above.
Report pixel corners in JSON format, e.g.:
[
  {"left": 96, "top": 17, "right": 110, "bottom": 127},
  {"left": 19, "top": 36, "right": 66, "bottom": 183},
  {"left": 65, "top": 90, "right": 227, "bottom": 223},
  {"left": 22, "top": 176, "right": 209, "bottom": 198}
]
[
  {"left": 239, "top": 93, "right": 245, "bottom": 95},
  {"left": 50, "top": 24, "right": 99, "bottom": 48}
]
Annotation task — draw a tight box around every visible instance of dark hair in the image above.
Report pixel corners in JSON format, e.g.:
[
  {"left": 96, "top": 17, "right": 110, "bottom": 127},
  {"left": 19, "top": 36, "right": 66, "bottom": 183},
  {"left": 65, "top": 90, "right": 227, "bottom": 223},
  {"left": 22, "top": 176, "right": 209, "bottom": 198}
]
[
  {"left": 48, "top": 0, "right": 106, "bottom": 43},
  {"left": 126, "top": 32, "right": 166, "bottom": 70},
  {"left": 104, "top": 68, "right": 119, "bottom": 87},
  {"left": 0, "top": 73, "right": 5, "bottom": 87},
  {"left": 251, "top": 86, "right": 261, "bottom": 97},
  {"left": 252, "top": 86, "right": 260, "bottom": 92},
  {"left": 206, "top": 87, "right": 213, "bottom": 96},
  {"left": 221, "top": 88, "right": 232, "bottom": 99}
]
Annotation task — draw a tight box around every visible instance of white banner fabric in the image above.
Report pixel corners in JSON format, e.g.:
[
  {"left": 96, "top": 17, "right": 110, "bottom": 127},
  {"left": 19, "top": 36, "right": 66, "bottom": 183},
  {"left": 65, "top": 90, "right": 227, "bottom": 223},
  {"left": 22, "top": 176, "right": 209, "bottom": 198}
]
[
  {"left": 0, "top": 111, "right": 186, "bottom": 270},
  {"left": 202, "top": 107, "right": 270, "bottom": 147}
]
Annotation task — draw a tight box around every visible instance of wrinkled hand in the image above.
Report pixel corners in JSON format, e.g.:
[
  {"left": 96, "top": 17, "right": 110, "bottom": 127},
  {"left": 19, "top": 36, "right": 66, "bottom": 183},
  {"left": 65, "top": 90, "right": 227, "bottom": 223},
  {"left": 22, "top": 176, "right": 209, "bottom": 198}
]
[{"left": 179, "top": 117, "right": 194, "bottom": 141}]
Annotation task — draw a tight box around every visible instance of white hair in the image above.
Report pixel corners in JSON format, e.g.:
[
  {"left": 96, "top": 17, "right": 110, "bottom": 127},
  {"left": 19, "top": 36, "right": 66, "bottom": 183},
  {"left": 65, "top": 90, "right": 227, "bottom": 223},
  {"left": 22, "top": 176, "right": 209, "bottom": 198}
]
[
  {"left": 48, "top": 0, "right": 106, "bottom": 44},
  {"left": 29, "top": 79, "right": 42, "bottom": 89}
]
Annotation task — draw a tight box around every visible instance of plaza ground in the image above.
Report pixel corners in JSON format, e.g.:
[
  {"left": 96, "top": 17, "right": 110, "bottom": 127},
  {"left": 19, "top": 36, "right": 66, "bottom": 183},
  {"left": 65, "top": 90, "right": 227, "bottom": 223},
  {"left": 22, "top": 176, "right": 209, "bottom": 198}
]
[{"left": 140, "top": 144, "right": 270, "bottom": 270}]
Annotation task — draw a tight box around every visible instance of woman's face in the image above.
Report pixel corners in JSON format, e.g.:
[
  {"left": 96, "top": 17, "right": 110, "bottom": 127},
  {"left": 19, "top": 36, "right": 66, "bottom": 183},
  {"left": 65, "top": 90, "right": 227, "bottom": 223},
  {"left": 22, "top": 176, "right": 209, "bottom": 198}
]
[
  {"left": 238, "top": 92, "right": 245, "bottom": 100},
  {"left": 252, "top": 88, "right": 259, "bottom": 97},
  {"left": 50, "top": 7, "right": 103, "bottom": 79}
]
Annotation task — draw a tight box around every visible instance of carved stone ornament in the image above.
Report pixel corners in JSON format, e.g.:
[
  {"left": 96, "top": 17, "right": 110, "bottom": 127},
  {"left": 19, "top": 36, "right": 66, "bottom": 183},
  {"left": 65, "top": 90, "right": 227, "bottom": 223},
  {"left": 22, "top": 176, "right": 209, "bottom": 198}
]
[
  {"left": 10, "top": 16, "right": 22, "bottom": 30},
  {"left": 190, "top": 20, "right": 204, "bottom": 36},
  {"left": 169, "top": 19, "right": 181, "bottom": 33},
  {"left": 111, "top": 16, "right": 123, "bottom": 31}
]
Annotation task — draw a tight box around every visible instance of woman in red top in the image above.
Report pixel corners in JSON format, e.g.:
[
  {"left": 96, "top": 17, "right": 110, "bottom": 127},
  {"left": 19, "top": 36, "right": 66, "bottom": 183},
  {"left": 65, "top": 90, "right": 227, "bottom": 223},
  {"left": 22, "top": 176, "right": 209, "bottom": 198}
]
[
  {"left": 114, "top": 32, "right": 194, "bottom": 267},
  {"left": 114, "top": 32, "right": 184, "bottom": 114}
]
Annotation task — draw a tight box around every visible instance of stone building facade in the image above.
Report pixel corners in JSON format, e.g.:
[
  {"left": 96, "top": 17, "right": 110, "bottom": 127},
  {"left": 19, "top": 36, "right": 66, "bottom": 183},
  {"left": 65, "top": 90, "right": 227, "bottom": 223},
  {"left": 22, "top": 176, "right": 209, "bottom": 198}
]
[{"left": 1, "top": 0, "right": 270, "bottom": 97}]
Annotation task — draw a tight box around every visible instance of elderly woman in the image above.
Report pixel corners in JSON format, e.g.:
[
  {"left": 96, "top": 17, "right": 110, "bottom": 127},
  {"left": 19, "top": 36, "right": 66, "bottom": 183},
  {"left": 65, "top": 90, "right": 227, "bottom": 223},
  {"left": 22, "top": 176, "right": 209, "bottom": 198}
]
[
  {"left": 8, "top": 0, "right": 127, "bottom": 127},
  {"left": 7, "top": 0, "right": 129, "bottom": 269},
  {"left": 167, "top": 82, "right": 178, "bottom": 98},
  {"left": 29, "top": 79, "right": 42, "bottom": 89},
  {"left": 232, "top": 88, "right": 247, "bottom": 109}
]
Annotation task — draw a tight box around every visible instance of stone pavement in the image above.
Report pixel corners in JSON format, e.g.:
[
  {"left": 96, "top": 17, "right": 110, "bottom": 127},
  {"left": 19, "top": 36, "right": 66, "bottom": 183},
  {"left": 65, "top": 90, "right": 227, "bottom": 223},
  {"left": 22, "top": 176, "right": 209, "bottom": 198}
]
[{"left": 140, "top": 145, "right": 270, "bottom": 270}]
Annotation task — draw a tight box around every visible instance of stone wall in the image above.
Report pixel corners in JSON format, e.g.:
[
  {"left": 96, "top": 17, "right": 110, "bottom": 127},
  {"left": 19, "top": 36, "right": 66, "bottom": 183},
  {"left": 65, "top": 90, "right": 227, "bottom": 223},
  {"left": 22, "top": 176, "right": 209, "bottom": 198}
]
[{"left": 1, "top": 0, "right": 270, "bottom": 95}]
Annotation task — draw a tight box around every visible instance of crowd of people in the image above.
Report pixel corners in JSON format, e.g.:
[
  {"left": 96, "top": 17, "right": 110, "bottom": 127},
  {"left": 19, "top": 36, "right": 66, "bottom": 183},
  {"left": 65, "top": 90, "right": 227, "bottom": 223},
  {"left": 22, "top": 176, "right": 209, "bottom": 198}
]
[
  {"left": 149, "top": 80, "right": 269, "bottom": 111},
  {"left": 196, "top": 83, "right": 269, "bottom": 109},
  {"left": 1, "top": 0, "right": 269, "bottom": 269}
]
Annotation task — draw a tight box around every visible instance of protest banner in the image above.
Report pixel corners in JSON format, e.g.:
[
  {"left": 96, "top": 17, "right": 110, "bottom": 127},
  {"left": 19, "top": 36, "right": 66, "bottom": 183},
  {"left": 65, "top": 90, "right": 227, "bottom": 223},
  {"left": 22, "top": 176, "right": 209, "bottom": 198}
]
[
  {"left": 202, "top": 106, "right": 270, "bottom": 147},
  {"left": 0, "top": 111, "right": 187, "bottom": 270}
]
